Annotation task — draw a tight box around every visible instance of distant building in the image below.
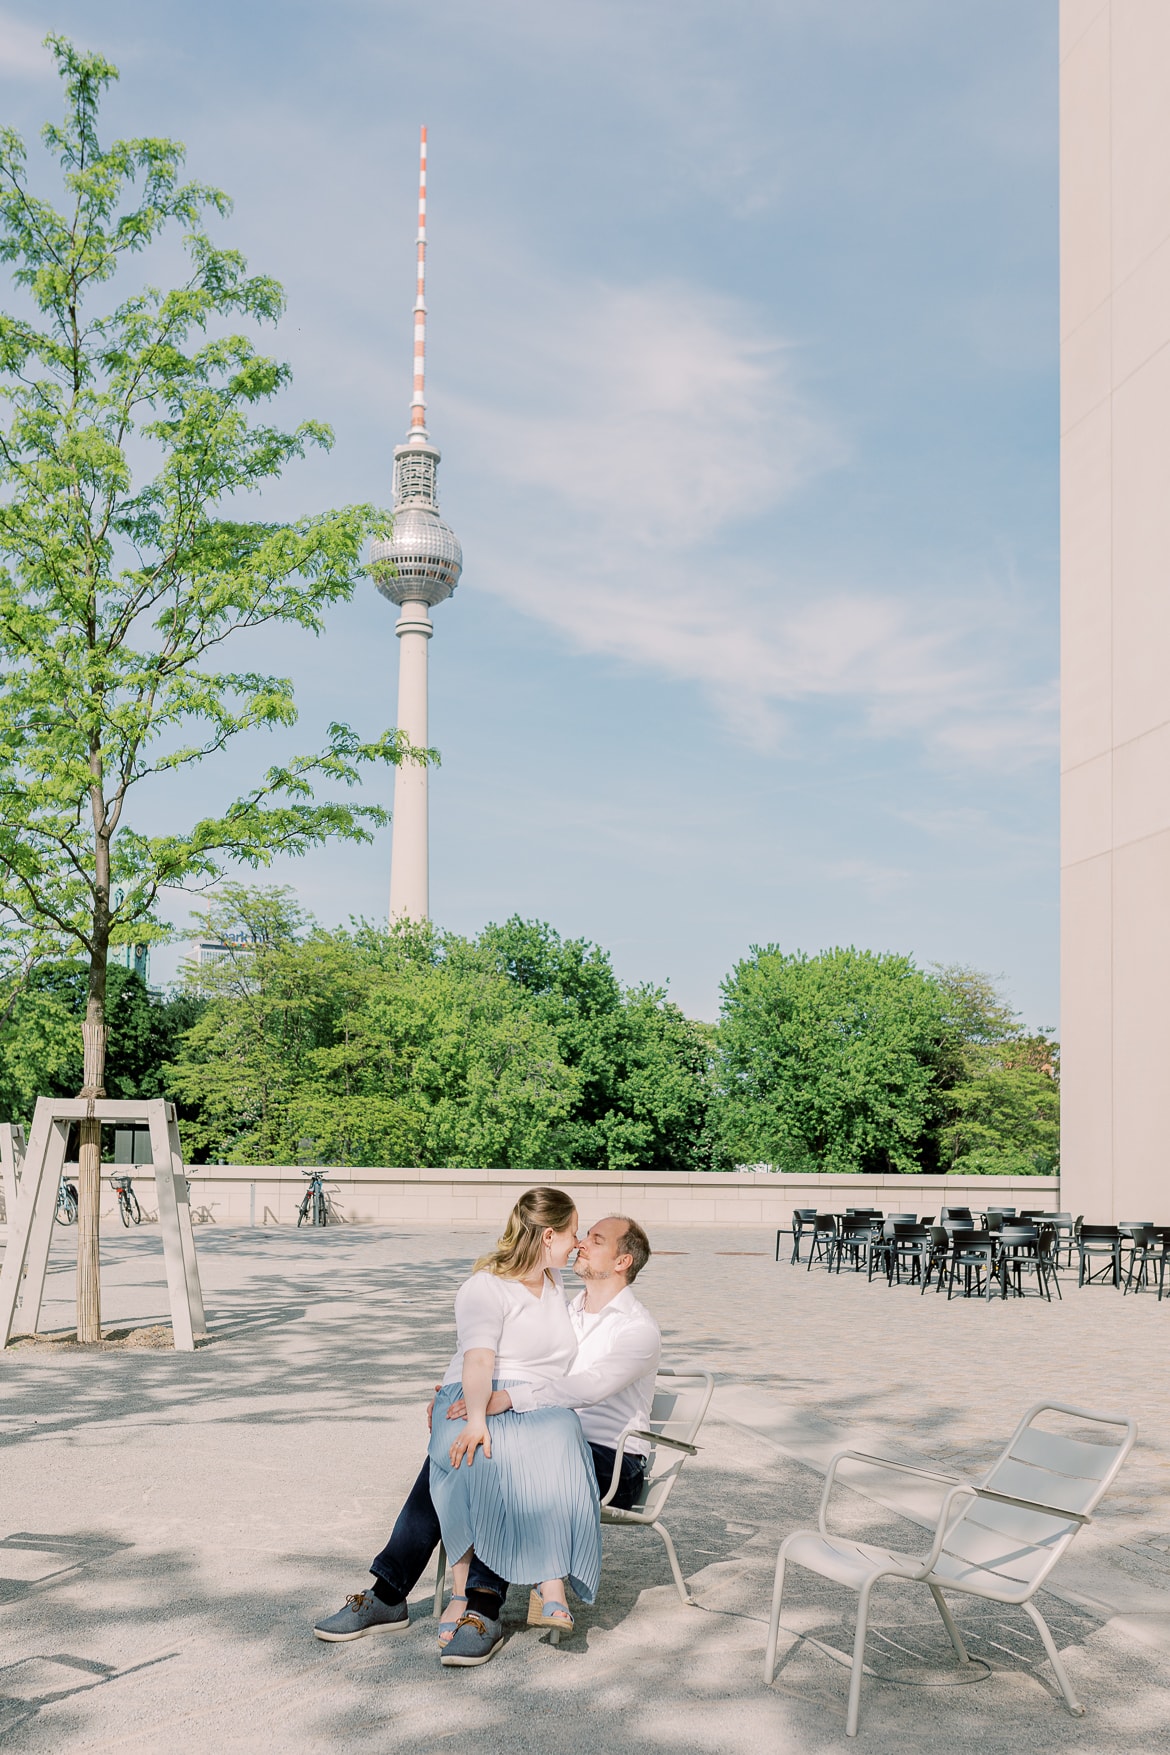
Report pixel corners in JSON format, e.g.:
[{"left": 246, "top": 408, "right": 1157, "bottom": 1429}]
[{"left": 190, "top": 934, "right": 256, "bottom": 992}]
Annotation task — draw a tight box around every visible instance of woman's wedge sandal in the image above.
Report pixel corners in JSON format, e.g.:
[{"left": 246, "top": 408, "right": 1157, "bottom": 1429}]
[
  {"left": 527, "top": 1588, "right": 574, "bottom": 1644},
  {"left": 437, "top": 1594, "right": 468, "bottom": 1648}
]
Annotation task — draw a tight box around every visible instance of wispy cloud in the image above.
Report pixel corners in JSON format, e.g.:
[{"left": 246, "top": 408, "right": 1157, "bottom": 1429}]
[
  {"left": 0, "top": 12, "right": 53, "bottom": 81},
  {"left": 451, "top": 275, "right": 1055, "bottom": 761}
]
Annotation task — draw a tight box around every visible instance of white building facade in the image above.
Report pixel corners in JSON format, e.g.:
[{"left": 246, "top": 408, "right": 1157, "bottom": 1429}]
[{"left": 1060, "top": 1, "right": 1170, "bottom": 1220}]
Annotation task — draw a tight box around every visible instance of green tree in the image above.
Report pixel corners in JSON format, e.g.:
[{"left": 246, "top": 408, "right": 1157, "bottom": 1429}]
[
  {"left": 0, "top": 42, "right": 413, "bottom": 1339},
  {"left": 0, "top": 959, "right": 205, "bottom": 1125},
  {"left": 712, "top": 946, "right": 951, "bottom": 1174},
  {"left": 167, "top": 899, "right": 714, "bottom": 1171},
  {"left": 478, "top": 916, "right": 714, "bottom": 1170},
  {"left": 931, "top": 964, "right": 1060, "bottom": 1175},
  {"left": 938, "top": 1030, "right": 1059, "bottom": 1176},
  {"left": 169, "top": 897, "right": 579, "bottom": 1170}
]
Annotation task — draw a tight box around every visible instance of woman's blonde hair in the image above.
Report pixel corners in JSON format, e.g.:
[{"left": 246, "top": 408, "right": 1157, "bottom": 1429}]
[{"left": 474, "top": 1186, "right": 578, "bottom": 1280}]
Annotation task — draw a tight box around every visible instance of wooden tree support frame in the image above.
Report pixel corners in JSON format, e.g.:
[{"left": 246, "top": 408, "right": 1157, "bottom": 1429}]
[{"left": 0, "top": 1098, "right": 207, "bottom": 1351}]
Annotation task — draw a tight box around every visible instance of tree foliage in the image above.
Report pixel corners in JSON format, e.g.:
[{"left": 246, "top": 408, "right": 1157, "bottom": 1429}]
[
  {"left": 711, "top": 946, "right": 1058, "bottom": 1176},
  {"left": 167, "top": 896, "right": 714, "bottom": 1171},
  {"left": 0, "top": 38, "right": 408, "bottom": 1017},
  {"left": 0, "top": 960, "right": 202, "bottom": 1124},
  {"left": 711, "top": 946, "right": 953, "bottom": 1174}
]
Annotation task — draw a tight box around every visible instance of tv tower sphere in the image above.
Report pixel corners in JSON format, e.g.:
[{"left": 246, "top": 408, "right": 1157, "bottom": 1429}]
[{"left": 375, "top": 127, "right": 462, "bottom": 922}]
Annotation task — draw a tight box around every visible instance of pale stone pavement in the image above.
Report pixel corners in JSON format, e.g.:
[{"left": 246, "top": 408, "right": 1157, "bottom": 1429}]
[{"left": 1, "top": 1220, "right": 1169, "bottom": 1753}]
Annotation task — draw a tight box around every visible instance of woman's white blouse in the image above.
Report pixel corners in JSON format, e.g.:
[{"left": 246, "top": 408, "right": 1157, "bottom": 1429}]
[{"left": 441, "top": 1269, "right": 578, "bottom": 1389}]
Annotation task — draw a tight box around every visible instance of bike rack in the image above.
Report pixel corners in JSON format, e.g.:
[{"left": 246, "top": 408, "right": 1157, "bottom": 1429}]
[{"left": 0, "top": 1098, "right": 207, "bottom": 1351}]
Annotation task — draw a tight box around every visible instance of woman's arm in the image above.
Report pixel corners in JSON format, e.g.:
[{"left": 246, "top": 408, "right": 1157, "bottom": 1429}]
[{"left": 448, "top": 1347, "right": 495, "bottom": 1468}]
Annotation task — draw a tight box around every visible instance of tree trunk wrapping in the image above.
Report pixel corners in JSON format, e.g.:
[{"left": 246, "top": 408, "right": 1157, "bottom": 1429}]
[{"left": 77, "top": 1018, "right": 107, "bottom": 1344}]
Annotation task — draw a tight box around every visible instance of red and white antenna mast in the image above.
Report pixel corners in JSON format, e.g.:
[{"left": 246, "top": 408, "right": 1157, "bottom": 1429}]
[{"left": 410, "top": 125, "right": 428, "bottom": 438}]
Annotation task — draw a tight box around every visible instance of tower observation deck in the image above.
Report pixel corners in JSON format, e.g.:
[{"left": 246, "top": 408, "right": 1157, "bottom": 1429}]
[{"left": 373, "top": 127, "right": 462, "bottom": 922}]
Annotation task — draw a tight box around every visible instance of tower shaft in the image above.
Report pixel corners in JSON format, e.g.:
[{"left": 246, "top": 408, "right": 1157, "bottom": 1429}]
[{"left": 388, "top": 599, "right": 433, "bottom": 920}]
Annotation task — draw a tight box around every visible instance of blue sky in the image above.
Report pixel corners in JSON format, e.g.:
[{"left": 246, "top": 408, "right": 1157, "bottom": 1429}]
[{"left": 0, "top": 1, "right": 1059, "bottom": 1025}]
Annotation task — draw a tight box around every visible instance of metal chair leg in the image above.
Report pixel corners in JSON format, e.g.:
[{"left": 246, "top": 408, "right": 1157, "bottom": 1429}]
[
  {"left": 763, "top": 1541, "right": 790, "bottom": 1684},
  {"left": 433, "top": 1540, "right": 447, "bottom": 1618},
  {"left": 1022, "top": 1600, "right": 1085, "bottom": 1716},
  {"left": 652, "top": 1519, "right": 693, "bottom": 1605},
  {"left": 928, "top": 1584, "right": 970, "bottom": 1664},
  {"left": 846, "top": 1579, "right": 875, "bottom": 1738}
]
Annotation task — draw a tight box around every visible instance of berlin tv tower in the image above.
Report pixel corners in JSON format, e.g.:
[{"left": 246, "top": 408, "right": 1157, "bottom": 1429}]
[{"left": 372, "top": 127, "right": 463, "bottom": 921}]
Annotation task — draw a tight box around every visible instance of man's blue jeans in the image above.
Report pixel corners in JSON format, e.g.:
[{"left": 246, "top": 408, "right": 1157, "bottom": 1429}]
[{"left": 370, "top": 1441, "right": 646, "bottom": 1604}]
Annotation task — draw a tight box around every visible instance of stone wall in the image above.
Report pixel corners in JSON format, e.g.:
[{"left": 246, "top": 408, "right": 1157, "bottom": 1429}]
[{"left": 126, "top": 1166, "right": 1063, "bottom": 1232}]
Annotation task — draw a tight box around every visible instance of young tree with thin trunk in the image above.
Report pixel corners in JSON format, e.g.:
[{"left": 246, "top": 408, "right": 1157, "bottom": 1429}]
[{"left": 0, "top": 40, "right": 412, "bottom": 1342}]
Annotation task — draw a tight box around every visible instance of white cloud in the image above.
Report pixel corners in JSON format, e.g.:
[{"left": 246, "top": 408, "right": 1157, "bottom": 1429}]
[
  {"left": 0, "top": 12, "right": 52, "bottom": 81},
  {"left": 451, "top": 276, "right": 1055, "bottom": 763},
  {"left": 453, "top": 281, "right": 836, "bottom": 548}
]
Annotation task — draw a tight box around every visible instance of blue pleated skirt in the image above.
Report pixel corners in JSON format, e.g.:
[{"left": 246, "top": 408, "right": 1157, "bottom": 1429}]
[{"left": 429, "top": 1380, "right": 601, "bottom": 1604}]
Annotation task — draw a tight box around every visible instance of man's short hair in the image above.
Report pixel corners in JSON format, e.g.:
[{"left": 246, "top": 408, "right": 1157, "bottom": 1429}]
[{"left": 610, "top": 1214, "right": 651, "bottom": 1282}]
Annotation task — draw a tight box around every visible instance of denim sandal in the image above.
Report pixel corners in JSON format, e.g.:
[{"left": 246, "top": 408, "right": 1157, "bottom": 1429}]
[
  {"left": 438, "top": 1593, "right": 468, "bottom": 1647},
  {"left": 527, "top": 1588, "right": 573, "bottom": 1632}
]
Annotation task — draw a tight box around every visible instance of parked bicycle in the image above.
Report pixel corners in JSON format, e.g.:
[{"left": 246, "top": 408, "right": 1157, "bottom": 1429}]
[
  {"left": 297, "top": 1168, "right": 329, "bottom": 1228},
  {"left": 112, "top": 1173, "right": 142, "bottom": 1227},
  {"left": 55, "top": 1177, "right": 78, "bottom": 1225}
]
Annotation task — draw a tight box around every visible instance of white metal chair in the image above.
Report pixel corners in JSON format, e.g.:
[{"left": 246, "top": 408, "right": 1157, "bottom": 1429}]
[
  {"left": 763, "top": 1400, "right": 1137, "bottom": 1738},
  {"left": 432, "top": 1366, "right": 715, "bottom": 1635},
  {"left": 598, "top": 1367, "right": 715, "bottom": 1606}
]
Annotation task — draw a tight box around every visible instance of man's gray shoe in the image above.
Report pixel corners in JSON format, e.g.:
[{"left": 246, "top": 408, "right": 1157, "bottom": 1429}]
[
  {"left": 439, "top": 1611, "right": 504, "bottom": 1667},
  {"left": 314, "top": 1590, "right": 409, "bottom": 1641}
]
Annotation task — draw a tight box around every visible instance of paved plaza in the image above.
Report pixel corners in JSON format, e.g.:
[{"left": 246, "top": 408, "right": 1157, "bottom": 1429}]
[{"left": 1, "top": 1220, "right": 1169, "bottom": 1753}]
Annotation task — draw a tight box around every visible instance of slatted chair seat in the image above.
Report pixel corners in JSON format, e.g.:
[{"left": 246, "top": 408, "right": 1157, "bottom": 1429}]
[{"left": 764, "top": 1401, "right": 1136, "bottom": 1739}]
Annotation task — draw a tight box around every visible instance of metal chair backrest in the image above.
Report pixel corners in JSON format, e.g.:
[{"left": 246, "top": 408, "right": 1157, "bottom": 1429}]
[
  {"left": 985, "top": 1206, "right": 1017, "bottom": 1217},
  {"left": 631, "top": 1369, "right": 715, "bottom": 1523},
  {"left": 940, "top": 1206, "right": 972, "bottom": 1222},
  {"left": 886, "top": 1213, "right": 916, "bottom": 1225},
  {"left": 1079, "top": 1223, "right": 1121, "bottom": 1243},
  {"left": 936, "top": 1402, "right": 1137, "bottom": 1597}
]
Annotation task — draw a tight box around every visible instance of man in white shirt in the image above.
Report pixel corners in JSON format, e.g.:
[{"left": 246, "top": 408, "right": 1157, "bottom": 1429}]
[{"left": 313, "top": 1214, "right": 661, "bottom": 1661}]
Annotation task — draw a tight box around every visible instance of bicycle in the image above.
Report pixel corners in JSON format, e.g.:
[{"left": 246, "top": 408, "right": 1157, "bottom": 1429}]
[
  {"left": 54, "top": 1177, "right": 78, "bottom": 1225},
  {"left": 112, "top": 1173, "right": 142, "bottom": 1227},
  {"left": 297, "top": 1168, "right": 329, "bottom": 1227}
]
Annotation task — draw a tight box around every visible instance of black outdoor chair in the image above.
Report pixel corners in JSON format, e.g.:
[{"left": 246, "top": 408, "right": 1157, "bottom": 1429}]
[
  {"left": 833, "top": 1217, "right": 881, "bottom": 1275},
  {"left": 997, "top": 1225, "right": 1059, "bottom": 1301},
  {"left": 1123, "top": 1225, "right": 1168, "bottom": 1294},
  {"left": 947, "top": 1231, "right": 995, "bottom": 1300},
  {"left": 1156, "top": 1233, "right": 1170, "bottom": 1301},
  {"left": 782, "top": 1208, "right": 819, "bottom": 1265},
  {"left": 919, "top": 1226, "right": 952, "bottom": 1294},
  {"left": 1037, "top": 1211, "right": 1075, "bottom": 1266},
  {"left": 884, "top": 1222, "right": 931, "bottom": 1286},
  {"left": 1077, "top": 1223, "right": 1123, "bottom": 1287},
  {"left": 1118, "top": 1222, "right": 1155, "bottom": 1285},
  {"left": 939, "top": 1206, "right": 972, "bottom": 1223},
  {"left": 805, "top": 1214, "right": 838, "bottom": 1271}
]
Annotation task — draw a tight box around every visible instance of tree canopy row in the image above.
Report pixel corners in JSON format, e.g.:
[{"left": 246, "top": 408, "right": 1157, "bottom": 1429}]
[{"left": 0, "top": 886, "right": 1058, "bottom": 1177}]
